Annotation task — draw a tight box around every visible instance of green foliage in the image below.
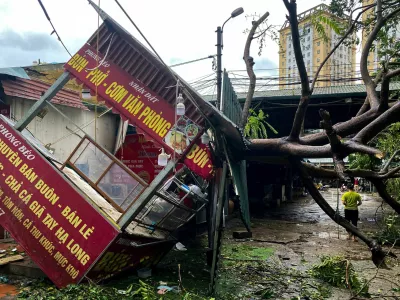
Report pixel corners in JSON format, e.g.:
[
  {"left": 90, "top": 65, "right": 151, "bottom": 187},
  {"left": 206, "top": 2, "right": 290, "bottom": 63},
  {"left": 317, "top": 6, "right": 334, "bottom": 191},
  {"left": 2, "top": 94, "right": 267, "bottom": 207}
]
[
  {"left": 222, "top": 244, "right": 274, "bottom": 261},
  {"left": 309, "top": 255, "right": 369, "bottom": 296},
  {"left": 18, "top": 282, "right": 133, "bottom": 300},
  {"left": 348, "top": 153, "right": 381, "bottom": 170},
  {"left": 244, "top": 109, "right": 277, "bottom": 139},
  {"left": 376, "top": 123, "right": 400, "bottom": 157},
  {"left": 17, "top": 280, "right": 212, "bottom": 300},
  {"left": 375, "top": 122, "right": 400, "bottom": 200},
  {"left": 376, "top": 214, "right": 400, "bottom": 245},
  {"left": 329, "top": 0, "right": 358, "bottom": 18},
  {"left": 311, "top": 11, "right": 345, "bottom": 43}
]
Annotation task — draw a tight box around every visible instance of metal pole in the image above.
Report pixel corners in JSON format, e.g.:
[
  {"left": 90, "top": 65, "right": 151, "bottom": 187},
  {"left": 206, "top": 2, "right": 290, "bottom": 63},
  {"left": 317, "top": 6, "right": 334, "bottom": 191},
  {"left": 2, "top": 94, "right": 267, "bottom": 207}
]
[
  {"left": 14, "top": 72, "right": 70, "bottom": 131},
  {"left": 216, "top": 26, "right": 222, "bottom": 111}
]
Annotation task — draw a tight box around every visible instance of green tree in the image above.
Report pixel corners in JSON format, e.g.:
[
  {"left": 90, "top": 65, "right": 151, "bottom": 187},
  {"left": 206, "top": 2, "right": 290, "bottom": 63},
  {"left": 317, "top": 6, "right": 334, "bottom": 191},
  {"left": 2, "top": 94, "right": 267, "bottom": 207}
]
[{"left": 244, "top": 109, "right": 277, "bottom": 139}]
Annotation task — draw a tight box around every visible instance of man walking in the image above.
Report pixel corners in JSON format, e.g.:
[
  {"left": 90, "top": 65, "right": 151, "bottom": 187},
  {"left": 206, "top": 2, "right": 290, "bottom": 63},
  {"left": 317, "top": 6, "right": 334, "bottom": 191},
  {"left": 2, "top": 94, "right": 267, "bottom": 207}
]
[{"left": 342, "top": 183, "right": 362, "bottom": 241}]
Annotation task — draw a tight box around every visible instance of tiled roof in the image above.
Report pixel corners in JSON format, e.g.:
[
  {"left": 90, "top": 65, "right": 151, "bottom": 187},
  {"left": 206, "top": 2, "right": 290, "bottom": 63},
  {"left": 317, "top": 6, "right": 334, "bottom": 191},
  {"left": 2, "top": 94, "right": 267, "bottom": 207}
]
[{"left": 1, "top": 77, "right": 88, "bottom": 110}]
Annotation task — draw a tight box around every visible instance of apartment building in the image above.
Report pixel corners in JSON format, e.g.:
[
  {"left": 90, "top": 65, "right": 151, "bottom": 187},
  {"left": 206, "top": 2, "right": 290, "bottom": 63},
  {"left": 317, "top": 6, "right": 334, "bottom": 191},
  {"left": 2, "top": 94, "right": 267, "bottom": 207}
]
[
  {"left": 362, "top": 0, "right": 400, "bottom": 73},
  {"left": 279, "top": 4, "right": 357, "bottom": 89}
]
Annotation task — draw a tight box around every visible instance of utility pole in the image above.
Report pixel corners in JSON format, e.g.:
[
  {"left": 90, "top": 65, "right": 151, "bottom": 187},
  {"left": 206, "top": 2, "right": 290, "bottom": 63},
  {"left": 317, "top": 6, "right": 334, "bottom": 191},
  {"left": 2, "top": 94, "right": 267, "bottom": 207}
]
[
  {"left": 216, "top": 26, "right": 223, "bottom": 111},
  {"left": 215, "top": 7, "right": 244, "bottom": 111}
]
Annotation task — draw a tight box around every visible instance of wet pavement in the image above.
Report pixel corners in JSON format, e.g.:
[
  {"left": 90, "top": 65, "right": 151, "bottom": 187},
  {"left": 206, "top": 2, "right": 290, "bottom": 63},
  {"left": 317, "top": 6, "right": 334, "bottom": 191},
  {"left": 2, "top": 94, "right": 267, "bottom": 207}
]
[
  {"left": 223, "top": 189, "right": 400, "bottom": 299},
  {"left": 264, "top": 189, "right": 387, "bottom": 230}
]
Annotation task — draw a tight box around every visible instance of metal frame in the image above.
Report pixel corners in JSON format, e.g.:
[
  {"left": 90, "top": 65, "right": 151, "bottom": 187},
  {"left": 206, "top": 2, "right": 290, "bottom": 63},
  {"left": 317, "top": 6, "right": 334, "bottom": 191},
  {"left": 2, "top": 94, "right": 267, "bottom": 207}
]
[
  {"left": 14, "top": 72, "right": 71, "bottom": 131},
  {"left": 62, "top": 135, "right": 148, "bottom": 213}
]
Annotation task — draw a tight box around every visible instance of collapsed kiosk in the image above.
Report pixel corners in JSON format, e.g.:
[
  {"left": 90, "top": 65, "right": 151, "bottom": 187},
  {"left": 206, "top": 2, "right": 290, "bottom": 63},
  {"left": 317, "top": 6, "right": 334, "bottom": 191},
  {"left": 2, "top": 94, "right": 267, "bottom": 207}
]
[{"left": 0, "top": 2, "right": 246, "bottom": 288}]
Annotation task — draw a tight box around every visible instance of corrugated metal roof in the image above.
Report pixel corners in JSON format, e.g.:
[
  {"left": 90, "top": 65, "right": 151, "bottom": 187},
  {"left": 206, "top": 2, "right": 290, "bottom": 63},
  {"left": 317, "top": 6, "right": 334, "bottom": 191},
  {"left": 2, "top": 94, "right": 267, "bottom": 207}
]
[
  {"left": 1, "top": 77, "right": 88, "bottom": 110},
  {"left": 203, "top": 81, "right": 400, "bottom": 102},
  {"left": 82, "top": 1, "right": 246, "bottom": 153},
  {"left": 0, "top": 67, "right": 30, "bottom": 80}
]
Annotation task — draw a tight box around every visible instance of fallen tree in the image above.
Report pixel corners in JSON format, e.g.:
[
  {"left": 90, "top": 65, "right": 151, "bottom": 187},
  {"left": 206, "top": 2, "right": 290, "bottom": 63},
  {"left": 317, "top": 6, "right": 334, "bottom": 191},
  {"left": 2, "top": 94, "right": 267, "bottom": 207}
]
[{"left": 240, "top": 0, "right": 400, "bottom": 267}]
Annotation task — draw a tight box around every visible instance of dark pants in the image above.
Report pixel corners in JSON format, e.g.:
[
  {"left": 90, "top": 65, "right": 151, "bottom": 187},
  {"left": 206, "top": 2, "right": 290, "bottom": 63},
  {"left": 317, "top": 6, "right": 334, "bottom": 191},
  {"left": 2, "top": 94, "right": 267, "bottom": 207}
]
[{"left": 344, "top": 209, "right": 358, "bottom": 232}]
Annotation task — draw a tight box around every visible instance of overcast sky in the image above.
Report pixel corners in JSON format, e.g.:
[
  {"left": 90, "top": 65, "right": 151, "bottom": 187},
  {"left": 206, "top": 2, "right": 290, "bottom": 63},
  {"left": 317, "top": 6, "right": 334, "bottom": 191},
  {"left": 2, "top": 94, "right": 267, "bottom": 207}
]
[{"left": 0, "top": 0, "right": 325, "bottom": 87}]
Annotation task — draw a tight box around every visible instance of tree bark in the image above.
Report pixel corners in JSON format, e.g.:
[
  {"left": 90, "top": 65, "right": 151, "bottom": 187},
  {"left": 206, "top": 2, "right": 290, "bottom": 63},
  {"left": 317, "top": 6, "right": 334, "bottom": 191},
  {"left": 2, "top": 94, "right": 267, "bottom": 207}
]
[
  {"left": 353, "top": 101, "right": 400, "bottom": 144},
  {"left": 240, "top": 11, "right": 270, "bottom": 129},
  {"left": 371, "top": 179, "right": 400, "bottom": 214},
  {"left": 283, "top": 0, "right": 311, "bottom": 141}
]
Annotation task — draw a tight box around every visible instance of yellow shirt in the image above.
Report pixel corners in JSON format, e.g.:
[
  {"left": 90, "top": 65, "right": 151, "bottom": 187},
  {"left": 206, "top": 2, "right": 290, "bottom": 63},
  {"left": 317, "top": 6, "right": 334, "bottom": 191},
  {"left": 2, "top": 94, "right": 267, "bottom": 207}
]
[{"left": 341, "top": 191, "right": 362, "bottom": 210}]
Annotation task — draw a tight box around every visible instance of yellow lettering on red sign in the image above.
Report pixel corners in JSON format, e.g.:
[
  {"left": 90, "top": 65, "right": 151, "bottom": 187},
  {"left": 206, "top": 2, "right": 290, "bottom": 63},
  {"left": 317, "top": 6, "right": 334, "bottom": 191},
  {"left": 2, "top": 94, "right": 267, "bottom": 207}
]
[{"left": 186, "top": 144, "right": 209, "bottom": 169}]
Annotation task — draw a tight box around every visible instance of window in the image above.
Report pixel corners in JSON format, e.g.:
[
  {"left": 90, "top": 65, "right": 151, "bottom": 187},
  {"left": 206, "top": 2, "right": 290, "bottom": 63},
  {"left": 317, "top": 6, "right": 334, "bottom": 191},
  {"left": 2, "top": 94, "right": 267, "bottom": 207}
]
[
  {"left": 317, "top": 58, "right": 320, "bottom": 62},
  {"left": 307, "top": 52, "right": 310, "bottom": 57},
  {"left": 289, "top": 44, "right": 291, "bottom": 48},
  {"left": 317, "top": 50, "right": 320, "bottom": 54},
  {"left": 340, "top": 54, "right": 343, "bottom": 58},
  {"left": 282, "top": 62, "right": 284, "bottom": 66},
  {"left": 317, "top": 41, "right": 320, "bottom": 46},
  {"left": 307, "top": 60, "right": 310, "bottom": 65},
  {"left": 289, "top": 59, "right": 291, "bottom": 63},
  {"left": 307, "top": 36, "right": 310, "bottom": 41},
  {"left": 289, "top": 51, "right": 291, "bottom": 55}
]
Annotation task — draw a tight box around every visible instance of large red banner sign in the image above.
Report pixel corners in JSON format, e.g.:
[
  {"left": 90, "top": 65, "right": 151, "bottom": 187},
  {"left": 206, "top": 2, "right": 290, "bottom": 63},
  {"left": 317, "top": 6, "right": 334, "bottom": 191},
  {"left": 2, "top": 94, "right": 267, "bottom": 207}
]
[
  {"left": 64, "top": 44, "right": 213, "bottom": 180},
  {"left": 87, "top": 233, "right": 174, "bottom": 281},
  {"left": 0, "top": 117, "right": 119, "bottom": 287}
]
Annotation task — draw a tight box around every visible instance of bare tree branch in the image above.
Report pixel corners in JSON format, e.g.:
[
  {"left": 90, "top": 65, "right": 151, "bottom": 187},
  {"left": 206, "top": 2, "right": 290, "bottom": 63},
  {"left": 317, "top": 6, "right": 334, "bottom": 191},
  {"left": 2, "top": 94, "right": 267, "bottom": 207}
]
[
  {"left": 356, "top": 70, "right": 384, "bottom": 117},
  {"left": 302, "top": 161, "right": 400, "bottom": 180},
  {"left": 248, "top": 136, "right": 381, "bottom": 158},
  {"left": 370, "top": 179, "right": 400, "bottom": 214},
  {"left": 360, "top": 2, "right": 400, "bottom": 109},
  {"left": 353, "top": 101, "right": 400, "bottom": 144},
  {"left": 381, "top": 149, "right": 400, "bottom": 173},
  {"left": 386, "top": 68, "right": 400, "bottom": 79},
  {"left": 240, "top": 11, "right": 270, "bottom": 129},
  {"left": 319, "top": 109, "right": 352, "bottom": 182},
  {"left": 283, "top": 0, "right": 311, "bottom": 141}
]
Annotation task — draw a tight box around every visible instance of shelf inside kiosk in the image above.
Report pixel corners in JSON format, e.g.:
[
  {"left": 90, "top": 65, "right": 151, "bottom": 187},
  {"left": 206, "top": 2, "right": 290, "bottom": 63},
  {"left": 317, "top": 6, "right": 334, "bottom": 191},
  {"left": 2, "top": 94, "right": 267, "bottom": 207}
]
[{"left": 58, "top": 135, "right": 208, "bottom": 240}]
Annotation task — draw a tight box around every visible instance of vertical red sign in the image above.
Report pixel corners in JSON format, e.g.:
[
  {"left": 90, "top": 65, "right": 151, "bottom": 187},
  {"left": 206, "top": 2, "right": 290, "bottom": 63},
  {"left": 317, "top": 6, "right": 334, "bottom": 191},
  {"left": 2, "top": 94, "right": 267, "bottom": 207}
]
[
  {"left": 64, "top": 45, "right": 213, "bottom": 179},
  {"left": 115, "top": 134, "right": 162, "bottom": 184},
  {"left": 0, "top": 116, "right": 119, "bottom": 287}
]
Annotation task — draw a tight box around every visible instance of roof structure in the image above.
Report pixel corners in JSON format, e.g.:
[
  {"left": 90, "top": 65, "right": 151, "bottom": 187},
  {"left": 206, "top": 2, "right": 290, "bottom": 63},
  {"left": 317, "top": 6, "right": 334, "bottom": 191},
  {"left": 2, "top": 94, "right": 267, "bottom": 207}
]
[
  {"left": 85, "top": 0, "right": 246, "bottom": 153},
  {"left": 0, "top": 67, "right": 30, "bottom": 80},
  {"left": 1, "top": 77, "right": 88, "bottom": 110},
  {"left": 203, "top": 81, "right": 400, "bottom": 102},
  {"left": 280, "top": 3, "right": 348, "bottom": 30}
]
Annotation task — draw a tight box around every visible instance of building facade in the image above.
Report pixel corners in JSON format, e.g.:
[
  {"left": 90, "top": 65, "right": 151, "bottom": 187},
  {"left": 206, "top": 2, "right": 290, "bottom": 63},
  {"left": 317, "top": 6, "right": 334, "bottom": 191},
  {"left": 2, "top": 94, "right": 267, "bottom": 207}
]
[
  {"left": 279, "top": 4, "right": 357, "bottom": 89},
  {"left": 362, "top": 0, "right": 400, "bottom": 74}
]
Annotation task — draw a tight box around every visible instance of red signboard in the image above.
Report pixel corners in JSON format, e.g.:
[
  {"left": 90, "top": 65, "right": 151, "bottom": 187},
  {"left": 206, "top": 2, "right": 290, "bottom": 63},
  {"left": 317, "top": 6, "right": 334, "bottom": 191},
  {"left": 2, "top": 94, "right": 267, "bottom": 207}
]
[
  {"left": 115, "top": 134, "right": 162, "bottom": 184},
  {"left": 87, "top": 233, "right": 174, "bottom": 281},
  {"left": 64, "top": 44, "right": 213, "bottom": 179},
  {"left": 0, "top": 116, "right": 119, "bottom": 287}
]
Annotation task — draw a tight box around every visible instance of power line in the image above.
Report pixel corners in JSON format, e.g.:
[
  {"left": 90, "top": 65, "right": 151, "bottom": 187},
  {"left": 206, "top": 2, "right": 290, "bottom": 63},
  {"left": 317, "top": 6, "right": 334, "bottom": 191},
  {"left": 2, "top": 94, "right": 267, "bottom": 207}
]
[{"left": 37, "top": 0, "right": 72, "bottom": 57}]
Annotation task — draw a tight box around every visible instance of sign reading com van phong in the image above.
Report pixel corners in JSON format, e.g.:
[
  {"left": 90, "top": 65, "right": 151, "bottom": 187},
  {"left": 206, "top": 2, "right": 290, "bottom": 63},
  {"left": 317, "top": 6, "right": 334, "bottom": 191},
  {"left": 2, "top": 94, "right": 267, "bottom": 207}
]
[
  {"left": 0, "top": 116, "right": 119, "bottom": 287},
  {"left": 64, "top": 44, "right": 214, "bottom": 180}
]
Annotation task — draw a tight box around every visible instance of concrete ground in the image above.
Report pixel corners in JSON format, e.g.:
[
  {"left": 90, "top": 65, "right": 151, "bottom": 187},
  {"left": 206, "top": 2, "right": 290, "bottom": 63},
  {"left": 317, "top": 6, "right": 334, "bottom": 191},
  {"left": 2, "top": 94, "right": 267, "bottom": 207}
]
[{"left": 223, "top": 189, "right": 400, "bottom": 299}]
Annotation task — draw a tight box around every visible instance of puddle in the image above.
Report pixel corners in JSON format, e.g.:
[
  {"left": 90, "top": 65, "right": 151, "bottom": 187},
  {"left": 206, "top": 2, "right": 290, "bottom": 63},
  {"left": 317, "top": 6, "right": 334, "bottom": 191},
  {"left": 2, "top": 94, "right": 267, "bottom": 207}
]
[{"left": 318, "top": 232, "right": 330, "bottom": 239}]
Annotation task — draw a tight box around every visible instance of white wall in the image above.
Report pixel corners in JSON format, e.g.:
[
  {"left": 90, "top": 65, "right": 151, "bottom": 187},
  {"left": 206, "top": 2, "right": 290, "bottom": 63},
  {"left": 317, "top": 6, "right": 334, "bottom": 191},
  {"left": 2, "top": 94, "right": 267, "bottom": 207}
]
[{"left": 9, "top": 97, "right": 118, "bottom": 162}]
